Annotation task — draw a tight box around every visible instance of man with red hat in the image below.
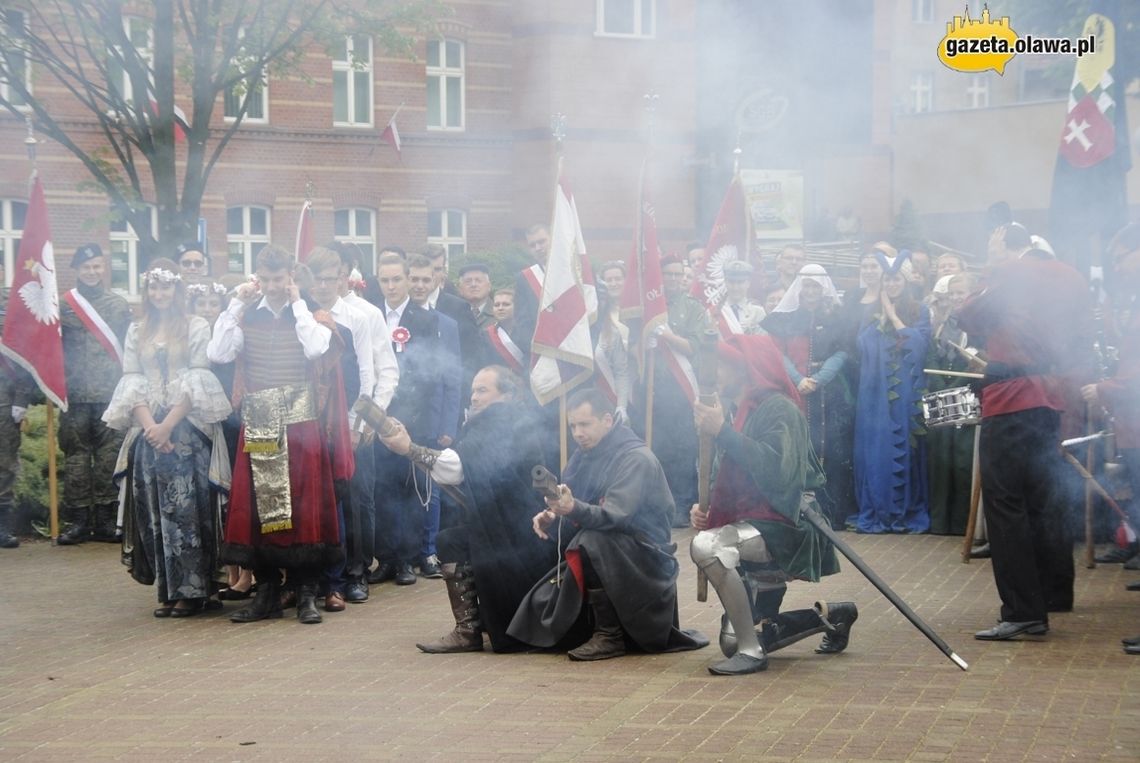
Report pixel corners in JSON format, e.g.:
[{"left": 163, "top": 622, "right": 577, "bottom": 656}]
[{"left": 689, "top": 334, "right": 855, "bottom": 675}]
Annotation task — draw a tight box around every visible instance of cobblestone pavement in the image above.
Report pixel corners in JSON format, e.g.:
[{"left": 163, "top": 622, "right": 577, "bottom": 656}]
[{"left": 1, "top": 531, "right": 1138, "bottom": 762}]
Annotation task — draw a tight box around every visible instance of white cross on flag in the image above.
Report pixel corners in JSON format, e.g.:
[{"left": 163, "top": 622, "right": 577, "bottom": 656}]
[{"left": 1057, "top": 14, "right": 1117, "bottom": 169}]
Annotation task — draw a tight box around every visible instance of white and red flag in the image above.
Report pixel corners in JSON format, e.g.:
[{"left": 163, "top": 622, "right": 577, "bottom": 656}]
[
  {"left": 620, "top": 161, "right": 669, "bottom": 370},
  {"left": 295, "top": 199, "right": 315, "bottom": 263},
  {"left": 690, "top": 173, "right": 751, "bottom": 338},
  {"left": 530, "top": 164, "right": 594, "bottom": 405},
  {"left": 381, "top": 115, "right": 402, "bottom": 159},
  {"left": 0, "top": 175, "right": 67, "bottom": 410}
]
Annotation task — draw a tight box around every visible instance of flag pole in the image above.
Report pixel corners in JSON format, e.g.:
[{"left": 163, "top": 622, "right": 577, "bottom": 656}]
[
  {"left": 640, "top": 93, "right": 660, "bottom": 451},
  {"left": 46, "top": 403, "right": 59, "bottom": 539},
  {"left": 550, "top": 113, "right": 569, "bottom": 470}
]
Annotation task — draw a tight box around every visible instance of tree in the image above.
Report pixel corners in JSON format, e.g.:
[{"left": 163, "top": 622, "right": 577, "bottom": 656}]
[
  {"left": 1005, "top": 0, "right": 1140, "bottom": 88},
  {"left": 890, "top": 198, "right": 926, "bottom": 252},
  {"left": 0, "top": 0, "right": 442, "bottom": 262}
]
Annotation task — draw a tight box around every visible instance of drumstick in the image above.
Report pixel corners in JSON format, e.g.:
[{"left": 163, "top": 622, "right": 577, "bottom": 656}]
[
  {"left": 948, "top": 340, "right": 987, "bottom": 369},
  {"left": 923, "top": 368, "right": 984, "bottom": 379}
]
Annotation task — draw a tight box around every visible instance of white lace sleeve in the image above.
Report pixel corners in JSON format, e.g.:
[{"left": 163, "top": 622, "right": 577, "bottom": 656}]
[{"left": 101, "top": 325, "right": 149, "bottom": 430}]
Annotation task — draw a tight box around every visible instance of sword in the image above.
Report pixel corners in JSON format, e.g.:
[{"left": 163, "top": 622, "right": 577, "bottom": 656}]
[{"left": 800, "top": 504, "right": 969, "bottom": 671}]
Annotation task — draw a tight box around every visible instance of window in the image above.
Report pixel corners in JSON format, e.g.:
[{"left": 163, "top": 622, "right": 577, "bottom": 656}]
[
  {"left": 223, "top": 28, "right": 268, "bottom": 123},
  {"left": 910, "top": 72, "right": 933, "bottom": 114},
  {"left": 109, "top": 206, "right": 157, "bottom": 298},
  {"left": 428, "top": 210, "right": 466, "bottom": 261},
  {"left": 334, "top": 208, "right": 376, "bottom": 274},
  {"left": 109, "top": 16, "right": 153, "bottom": 105},
  {"left": 226, "top": 206, "right": 271, "bottom": 275},
  {"left": 911, "top": 0, "right": 933, "bottom": 23},
  {"left": 0, "top": 199, "right": 26, "bottom": 286},
  {"left": 332, "top": 35, "right": 373, "bottom": 127},
  {"left": 0, "top": 10, "right": 30, "bottom": 108},
  {"left": 967, "top": 74, "right": 990, "bottom": 109},
  {"left": 596, "top": 0, "right": 655, "bottom": 38},
  {"left": 1020, "top": 66, "right": 1068, "bottom": 102},
  {"left": 426, "top": 39, "right": 464, "bottom": 130}
]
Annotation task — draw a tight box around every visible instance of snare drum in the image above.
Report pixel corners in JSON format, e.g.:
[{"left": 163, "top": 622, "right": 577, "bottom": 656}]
[{"left": 922, "top": 386, "right": 980, "bottom": 428}]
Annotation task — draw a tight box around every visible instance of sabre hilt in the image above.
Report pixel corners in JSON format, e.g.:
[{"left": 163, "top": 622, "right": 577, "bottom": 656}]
[{"left": 531, "top": 465, "right": 560, "bottom": 501}]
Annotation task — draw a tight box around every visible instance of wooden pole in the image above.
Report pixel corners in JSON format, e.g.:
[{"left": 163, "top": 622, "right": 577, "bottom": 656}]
[
  {"left": 1084, "top": 403, "right": 1097, "bottom": 569},
  {"left": 46, "top": 402, "right": 59, "bottom": 540},
  {"left": 644, "top": 350, "right": 656, "bottom": 450},
  {"left": 559, "top": 393, "right": 568, "bottom": 472},
  {"left": 961, "top": 424, "right": 981, "bottom": 563}
]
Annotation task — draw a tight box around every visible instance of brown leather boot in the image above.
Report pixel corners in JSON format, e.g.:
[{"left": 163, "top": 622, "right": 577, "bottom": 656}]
[
  {"left": 568, "top": 588, "right": 626, "bottom": 661},
  {"left": 417, "top": 563, "right": 483, "bottom": 653}
]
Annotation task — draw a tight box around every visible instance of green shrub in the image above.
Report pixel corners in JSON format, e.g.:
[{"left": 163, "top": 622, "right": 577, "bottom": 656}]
[{"left": 15, "top": 404, "right": 60, "bottom": 534}]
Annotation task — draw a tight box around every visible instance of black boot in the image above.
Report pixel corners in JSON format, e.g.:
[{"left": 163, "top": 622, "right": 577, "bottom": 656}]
[
  {"left": 90, "top": 502, "right": 120, "bottom": 543},
  {"left": 230, "top": 576, "right": 283, "bottom": 623},
  {"left": 297, "top": 583, "right": 322, "bottom": 625},
  {"left": 417, "top": 563, "right": 483, "bottom": 653},
  {"left": 760, "top": 601, "right": 858, "bottom": 654},
  {"left": 56, "top": 511, "right": 90, "bottom": 546},
  {"left": 568, "top": 588, "right": 626, "bottom": 661},
  {"left": 0, "top": 505, "right": 18, "bottom": 548}
]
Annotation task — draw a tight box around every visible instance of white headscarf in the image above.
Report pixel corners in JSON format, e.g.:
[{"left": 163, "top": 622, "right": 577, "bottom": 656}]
[{"left": 773, "top": 264, "right": 839, "bottom": 313}]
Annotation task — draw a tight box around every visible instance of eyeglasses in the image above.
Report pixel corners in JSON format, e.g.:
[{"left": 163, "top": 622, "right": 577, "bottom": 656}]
[{"left": 180, "top": 258, "right": 206, "bottom": 269}]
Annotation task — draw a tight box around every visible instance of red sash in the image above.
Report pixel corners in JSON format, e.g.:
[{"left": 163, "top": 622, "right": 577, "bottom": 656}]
[{"left": 64, "top": 289, "right": 123, "bottom": 365}]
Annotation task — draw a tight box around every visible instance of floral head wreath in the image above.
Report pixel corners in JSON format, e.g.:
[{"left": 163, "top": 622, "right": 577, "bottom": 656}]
[
  {"left": 141, "top": 268, "right": 182, "bottom": 286},
  {"left": 187, "top": 282, "right": 227, "bottom": 297}
]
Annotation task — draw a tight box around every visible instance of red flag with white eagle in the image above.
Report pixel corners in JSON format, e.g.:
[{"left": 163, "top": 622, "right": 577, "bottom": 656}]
[
  {"left": 530, "top": 162, "right": 594, "bottom": 405},
  {"left": 295, "top": 199, "right": 315, "bottom": 262},
  {"left": 1048, "top": 1, "right": 1131, "bottom": 275},
  {"left": 620, "top": 159, "right": 669, "bottom": 374},
  {"left": 690, "top": 173, "right": 751, "bottom": 338},
  {"left": 0, "top": 175, "right": 67, "bottom": 410}
]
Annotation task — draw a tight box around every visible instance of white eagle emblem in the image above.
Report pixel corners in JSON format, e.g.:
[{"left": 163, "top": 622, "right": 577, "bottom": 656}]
[{"left": 18, "top": 241, "right": 60, "bottom": 325}]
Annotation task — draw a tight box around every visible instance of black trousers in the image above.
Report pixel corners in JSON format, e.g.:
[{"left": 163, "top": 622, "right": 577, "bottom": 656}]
[
  {"left": 373, "top": 445, "right": 421, "bottom": 565},
  {"left": 979, "top": 407, "right": 1074, "bottom": 622}
]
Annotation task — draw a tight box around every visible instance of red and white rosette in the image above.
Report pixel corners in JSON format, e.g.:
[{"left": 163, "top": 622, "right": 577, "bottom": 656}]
[{"left": 392, "top": 326, "right": 411, "bottom": 352}]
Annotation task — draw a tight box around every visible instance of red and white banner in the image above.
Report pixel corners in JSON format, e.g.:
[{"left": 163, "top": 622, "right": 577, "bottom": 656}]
[
  {"left": 381, "top": 116, "right": 402, "bottom": 159},
  {"left": 0, "top": 175, "right": 68, "bottom": 410},
  {"left": 63, "top": 289, "right": 123, "bottom": 365},
  {"left": 691, "top": 174, "right": 750, "bottom": 338},
  {"left": 295, "top": 199, "right": 315, "bottom": 263},
  {"left": 530, "top": 164, "right": 594, "bottom": 405},
  {"left": 620, "top": 160, "right": 669, "bottom": 372}
]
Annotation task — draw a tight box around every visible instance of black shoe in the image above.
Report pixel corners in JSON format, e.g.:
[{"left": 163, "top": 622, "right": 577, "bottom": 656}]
[
  {"left": 395, "top": 562, "right": 417, "bottom": 586},
  {"left": 815, "top": 602, "right": 858, "bottom": 654},
  {"left": 368, "top": 561, "right": 397, "bottom": 584},
  {"left": 56, "top": 522, "right": 89, "bottom": 546},
  {"left": 968, "top": 543, "right": 991, "bottom": 559},
  {"left": 0, "top": 531, "right": 18, "bottom": 549},
  {"left": 419, "top": 555, "right": 442, "bottom": 579},
  {"left": 170, "top": 599, "right": 208, "bottom": 618},
  {"left": 1121, "top": 634, "right": 1140, "bottom": 647},
  {"left": 1095, "top": 544, "right": 1138, "bottom": 563},
  {"left": 1127, "top": 580, "right": 1140, "bottom": 592},
  {"left": 1123, "top": 554, "right": 1140, "bottom": 571},
  {"left": 296, "top": 585, "right": 322, "bottom": 624},
  {"left": 974, "top": 620, "right": 1048, "bottom": 641},
  {"left": 345, "top": 578, "right": 369, "bottom": 603},
  {"left": 1126, "top": 644, "right": 1140, "bottom": 655}
]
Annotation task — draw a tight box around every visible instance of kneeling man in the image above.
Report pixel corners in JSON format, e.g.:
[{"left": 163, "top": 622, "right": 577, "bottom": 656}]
[
  {"left": 508, "top": 389, "right": 707, "bottom": 660},
  {"left": 690, "top": 334, "right": 856, "bottom": 675}
]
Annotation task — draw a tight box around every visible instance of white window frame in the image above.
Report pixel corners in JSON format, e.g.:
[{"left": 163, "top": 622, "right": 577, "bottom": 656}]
[
  {"left": 967, "top": 74, "right": 990, "bottom": 109},
  {"left": 111, "top": 16, "right": 154, "bottom": 105},
  {"left": 910, "top": 71, "right": 933, "bottom": 114},
  {"left": 595, "top": 0, "right": 656, "bottom": 39},
  {"left": 332, "top": 35, "right": 373, "bottom": 127},
  {"left": 226, "top": 205, "right": 271, "bottom": 275},
  {"left": 911, "top": 0, "right": 934, "bottom": 23},
  {"left": 428, "top": 209, "right": 466, "bottom": 261},
  {"left": 0, "top": 198, "right": 27, "bottom": 287},
  {"left": 0, "top": 9, "right": 31, "bottom": 109},
  {"left": 109, "top": 206, "right": 158, "bottom": 300},
  {"left": 223, "top": 28, "right": 268, "bottom": 124},
  {"left": 426, "top": 39, "right": 465, "bottom": 131},
  {"left": 333, "top": 208, "right": 377, "bottom": 274}
]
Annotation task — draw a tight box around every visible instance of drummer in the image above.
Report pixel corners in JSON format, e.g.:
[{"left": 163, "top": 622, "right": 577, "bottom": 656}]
[{"left": 925, "top": 274, "right": 975, "bottom": 535}]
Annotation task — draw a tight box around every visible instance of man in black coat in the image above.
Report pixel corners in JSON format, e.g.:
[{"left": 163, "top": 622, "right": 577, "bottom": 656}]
[{"left": 380, "top": 364, "right": 556, "bottom": 652}]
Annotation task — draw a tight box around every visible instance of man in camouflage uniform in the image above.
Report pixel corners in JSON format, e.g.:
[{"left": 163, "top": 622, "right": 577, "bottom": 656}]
[
  {"left": 57, "top": 244, "right": 132, "bottom": 545},
  {"left": 0, "top": 259, "right": 36, "bottom": 548}
]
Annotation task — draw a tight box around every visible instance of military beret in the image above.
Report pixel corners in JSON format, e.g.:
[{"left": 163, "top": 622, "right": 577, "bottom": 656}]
[
  {"left": 71, "top": 243, "right": 104, "bottom": 269},
  {"left": 723, "top": 260, "right": 754, "bottom": 280}
]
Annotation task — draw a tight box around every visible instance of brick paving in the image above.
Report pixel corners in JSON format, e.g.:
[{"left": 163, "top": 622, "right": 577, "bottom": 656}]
[{"left": 1, "top": 531, "right": 1138, "bottom": 762}]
